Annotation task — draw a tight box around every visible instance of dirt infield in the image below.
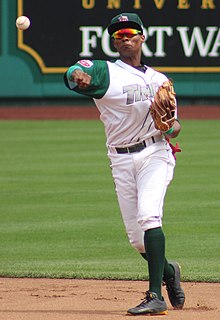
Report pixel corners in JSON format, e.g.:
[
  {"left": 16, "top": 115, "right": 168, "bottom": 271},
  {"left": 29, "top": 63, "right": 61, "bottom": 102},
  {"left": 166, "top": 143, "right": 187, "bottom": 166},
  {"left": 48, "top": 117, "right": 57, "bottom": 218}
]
[
  {"left": 0, "top": 278, "right": 219, "bottom": 320},
  {"left": 0, "top": 105, "right": 220, "bottom": 120},
  {"left": 0, "top": 104, "right": 219, "bottom": 319}
]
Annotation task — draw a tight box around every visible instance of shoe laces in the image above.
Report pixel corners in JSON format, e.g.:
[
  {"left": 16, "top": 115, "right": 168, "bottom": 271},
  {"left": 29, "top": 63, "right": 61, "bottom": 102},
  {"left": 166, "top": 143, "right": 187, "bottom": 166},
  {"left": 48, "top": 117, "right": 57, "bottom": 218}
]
[{"left": 145, "top": 291, "right": 157, "bottom": 302}]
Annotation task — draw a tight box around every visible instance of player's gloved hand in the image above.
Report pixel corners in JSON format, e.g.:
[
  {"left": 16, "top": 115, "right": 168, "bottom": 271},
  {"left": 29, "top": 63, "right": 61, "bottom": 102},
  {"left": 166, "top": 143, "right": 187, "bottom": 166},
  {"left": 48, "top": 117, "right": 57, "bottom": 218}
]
[
  {"left": 71, "top": 70, "right": 92, "bottom": 89},
  {"left": 150, "top": 80, "right": 176, "bottom": 133}
]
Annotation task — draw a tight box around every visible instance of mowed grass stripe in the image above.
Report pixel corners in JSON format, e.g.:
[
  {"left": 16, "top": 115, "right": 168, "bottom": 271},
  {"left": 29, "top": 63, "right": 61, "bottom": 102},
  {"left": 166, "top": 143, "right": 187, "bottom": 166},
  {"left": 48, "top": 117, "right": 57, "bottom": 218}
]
[{"left": 0, "top": 120, "right": 219, "bottom": 281}]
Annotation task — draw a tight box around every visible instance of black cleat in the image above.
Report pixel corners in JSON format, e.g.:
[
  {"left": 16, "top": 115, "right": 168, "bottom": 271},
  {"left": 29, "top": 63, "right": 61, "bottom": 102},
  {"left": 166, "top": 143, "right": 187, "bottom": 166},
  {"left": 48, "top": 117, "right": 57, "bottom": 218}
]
[
  {"left": 163, "top": 262, "right": 185, "bottom": 309},
  {"left": 127, "top": 291, "right": 168, "bottom": 315}
]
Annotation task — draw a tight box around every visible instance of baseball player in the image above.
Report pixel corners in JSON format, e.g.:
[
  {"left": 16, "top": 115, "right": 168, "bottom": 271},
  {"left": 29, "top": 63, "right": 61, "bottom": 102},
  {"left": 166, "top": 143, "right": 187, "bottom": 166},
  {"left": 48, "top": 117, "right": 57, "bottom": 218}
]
[{"left": 64, "top": 12, "right": 185, "bottom": 316}]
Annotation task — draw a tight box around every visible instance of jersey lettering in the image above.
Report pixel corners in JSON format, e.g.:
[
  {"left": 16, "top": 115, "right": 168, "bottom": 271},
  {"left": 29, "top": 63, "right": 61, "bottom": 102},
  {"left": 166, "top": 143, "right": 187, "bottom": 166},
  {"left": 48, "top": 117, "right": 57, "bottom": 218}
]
[{"left": 123, "top": 83, "right": 158, "bottom": 104}]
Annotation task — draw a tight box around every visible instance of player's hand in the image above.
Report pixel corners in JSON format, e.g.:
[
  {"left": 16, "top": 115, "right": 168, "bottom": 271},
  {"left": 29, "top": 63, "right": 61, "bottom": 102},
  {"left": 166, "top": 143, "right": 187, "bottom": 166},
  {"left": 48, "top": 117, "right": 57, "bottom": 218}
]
[{"left": 71, "top": 70, "right": 91, "bottom": 88}]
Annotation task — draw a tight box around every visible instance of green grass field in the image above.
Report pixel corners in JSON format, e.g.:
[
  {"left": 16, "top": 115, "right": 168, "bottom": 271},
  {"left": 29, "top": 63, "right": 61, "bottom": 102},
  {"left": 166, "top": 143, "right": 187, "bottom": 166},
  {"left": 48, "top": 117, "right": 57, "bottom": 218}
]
[{"left": 0, "top": 120, "right": 219, "bottom": 282}]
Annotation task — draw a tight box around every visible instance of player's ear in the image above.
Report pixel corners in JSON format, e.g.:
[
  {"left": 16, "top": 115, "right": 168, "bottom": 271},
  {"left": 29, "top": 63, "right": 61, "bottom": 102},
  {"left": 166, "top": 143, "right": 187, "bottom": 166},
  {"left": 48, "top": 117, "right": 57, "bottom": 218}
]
[
  {"left": 140, "top": 34, "right": 145, "bottom": 43},
  {"left": 112, "top": 38, "right": 117, "bottom": 49}
]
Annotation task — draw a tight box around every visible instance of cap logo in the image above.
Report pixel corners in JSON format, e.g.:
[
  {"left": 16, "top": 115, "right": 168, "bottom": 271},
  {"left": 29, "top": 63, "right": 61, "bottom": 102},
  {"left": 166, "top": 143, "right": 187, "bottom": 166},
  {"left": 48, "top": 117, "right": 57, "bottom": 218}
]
[{"left": 118, "top": 15, "right": 129, "bottom": 22}]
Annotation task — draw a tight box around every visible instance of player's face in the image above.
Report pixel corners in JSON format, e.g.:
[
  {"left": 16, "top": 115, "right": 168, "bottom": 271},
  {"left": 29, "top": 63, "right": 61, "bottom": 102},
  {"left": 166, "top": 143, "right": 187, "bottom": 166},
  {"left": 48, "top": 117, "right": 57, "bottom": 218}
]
[{"left": 112, "top": 28, "right": 145, "bottom": 58}]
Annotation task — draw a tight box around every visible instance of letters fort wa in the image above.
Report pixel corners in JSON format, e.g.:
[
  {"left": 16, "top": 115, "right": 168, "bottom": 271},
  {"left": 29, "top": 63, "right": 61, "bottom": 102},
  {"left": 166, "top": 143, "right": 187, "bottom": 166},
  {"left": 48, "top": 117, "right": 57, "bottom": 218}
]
[{"left": 17, "top": 0, "right": 219, "bottom": 73}]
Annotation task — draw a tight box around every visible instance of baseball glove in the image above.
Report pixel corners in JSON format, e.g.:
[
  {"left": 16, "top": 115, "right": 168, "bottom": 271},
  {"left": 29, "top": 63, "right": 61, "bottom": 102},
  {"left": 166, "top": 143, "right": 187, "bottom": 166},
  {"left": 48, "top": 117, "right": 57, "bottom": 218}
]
[{"left": 150, "top": 80, "right": 176, "bottom": 132}]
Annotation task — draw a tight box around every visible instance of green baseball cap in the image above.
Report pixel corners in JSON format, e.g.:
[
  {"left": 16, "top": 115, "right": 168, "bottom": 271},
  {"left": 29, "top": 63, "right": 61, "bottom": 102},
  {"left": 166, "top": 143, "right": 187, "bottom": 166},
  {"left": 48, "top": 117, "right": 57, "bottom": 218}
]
[{"left": 108, "top": 13, "right": 144, "bottom": 35}]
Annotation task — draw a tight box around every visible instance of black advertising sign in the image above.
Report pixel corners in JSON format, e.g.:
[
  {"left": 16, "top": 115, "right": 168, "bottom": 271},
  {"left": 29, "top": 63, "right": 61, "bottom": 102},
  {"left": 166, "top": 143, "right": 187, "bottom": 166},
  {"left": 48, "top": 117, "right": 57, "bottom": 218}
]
[{"left": 17, "top": 0, "right": 220, "bottom": 74}]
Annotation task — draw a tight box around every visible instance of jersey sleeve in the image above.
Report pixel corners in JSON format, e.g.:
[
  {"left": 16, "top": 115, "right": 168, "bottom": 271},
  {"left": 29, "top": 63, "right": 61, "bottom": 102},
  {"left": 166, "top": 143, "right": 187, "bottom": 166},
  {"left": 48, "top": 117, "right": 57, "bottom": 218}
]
[{"left": 64, "top": 60, "right": 110, "bottom": 99}]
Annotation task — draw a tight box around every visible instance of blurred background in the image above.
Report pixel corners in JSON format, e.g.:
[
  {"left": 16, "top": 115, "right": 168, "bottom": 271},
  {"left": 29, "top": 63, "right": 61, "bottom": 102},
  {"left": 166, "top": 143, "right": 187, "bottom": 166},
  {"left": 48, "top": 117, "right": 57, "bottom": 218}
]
[{"left": 0, "top": 0, "right": 220, "bottom": 106}]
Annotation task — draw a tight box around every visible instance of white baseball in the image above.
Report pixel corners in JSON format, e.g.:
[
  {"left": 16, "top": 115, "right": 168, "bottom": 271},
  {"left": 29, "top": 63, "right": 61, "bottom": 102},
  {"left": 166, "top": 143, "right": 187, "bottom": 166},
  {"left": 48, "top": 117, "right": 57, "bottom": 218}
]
[{"left": 16, "top": 16, "right": 30, "bottom": 30}]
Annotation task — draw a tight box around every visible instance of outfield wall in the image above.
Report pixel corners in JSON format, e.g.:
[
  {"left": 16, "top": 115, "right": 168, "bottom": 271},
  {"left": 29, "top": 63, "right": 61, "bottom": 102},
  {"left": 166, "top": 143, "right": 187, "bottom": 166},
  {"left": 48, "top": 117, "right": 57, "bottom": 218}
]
[{"left": 0, "top": 0, "right": 220, "bottom": 99}]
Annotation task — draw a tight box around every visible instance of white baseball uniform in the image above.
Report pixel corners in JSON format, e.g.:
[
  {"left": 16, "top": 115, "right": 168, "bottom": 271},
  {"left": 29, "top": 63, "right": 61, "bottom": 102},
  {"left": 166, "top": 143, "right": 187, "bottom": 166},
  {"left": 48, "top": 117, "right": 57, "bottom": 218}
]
[{"left": 64, "top": 59, "right": 177, "bottom": 253}]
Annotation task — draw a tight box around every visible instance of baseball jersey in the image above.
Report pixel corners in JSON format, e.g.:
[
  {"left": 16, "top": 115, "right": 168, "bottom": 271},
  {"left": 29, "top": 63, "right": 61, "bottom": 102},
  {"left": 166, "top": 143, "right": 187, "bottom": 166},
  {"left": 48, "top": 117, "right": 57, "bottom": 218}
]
[{"left": 64, "top": 59, "right": 177, "bottom": 147}]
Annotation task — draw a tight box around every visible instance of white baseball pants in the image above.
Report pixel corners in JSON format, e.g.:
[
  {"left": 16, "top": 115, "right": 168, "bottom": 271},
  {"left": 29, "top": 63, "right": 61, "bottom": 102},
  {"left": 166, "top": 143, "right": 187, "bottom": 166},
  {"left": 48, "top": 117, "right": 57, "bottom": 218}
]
[{"left": 108, "top": 141, "right": 175, "bottom": 253}]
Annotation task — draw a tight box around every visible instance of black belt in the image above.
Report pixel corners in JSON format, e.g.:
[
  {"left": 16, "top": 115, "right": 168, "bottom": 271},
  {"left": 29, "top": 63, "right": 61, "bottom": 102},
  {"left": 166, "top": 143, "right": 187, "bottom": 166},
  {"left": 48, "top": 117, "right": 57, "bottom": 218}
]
[{"left": 115, "top": 137, "right": 155, "bottom": 154}]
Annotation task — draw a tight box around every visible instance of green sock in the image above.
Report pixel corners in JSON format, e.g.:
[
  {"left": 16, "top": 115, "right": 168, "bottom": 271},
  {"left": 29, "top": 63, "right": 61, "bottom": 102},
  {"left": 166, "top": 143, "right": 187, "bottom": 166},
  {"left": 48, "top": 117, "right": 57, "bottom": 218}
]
[
  {"left": 163, "top": 259, "right": 175, "bottom": 280},
  {"left": 144, "top": 227, "right": 165, "bottom": 300},
  {"left": 140, "top": 253, "right": 175, "bottom": 281}
]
